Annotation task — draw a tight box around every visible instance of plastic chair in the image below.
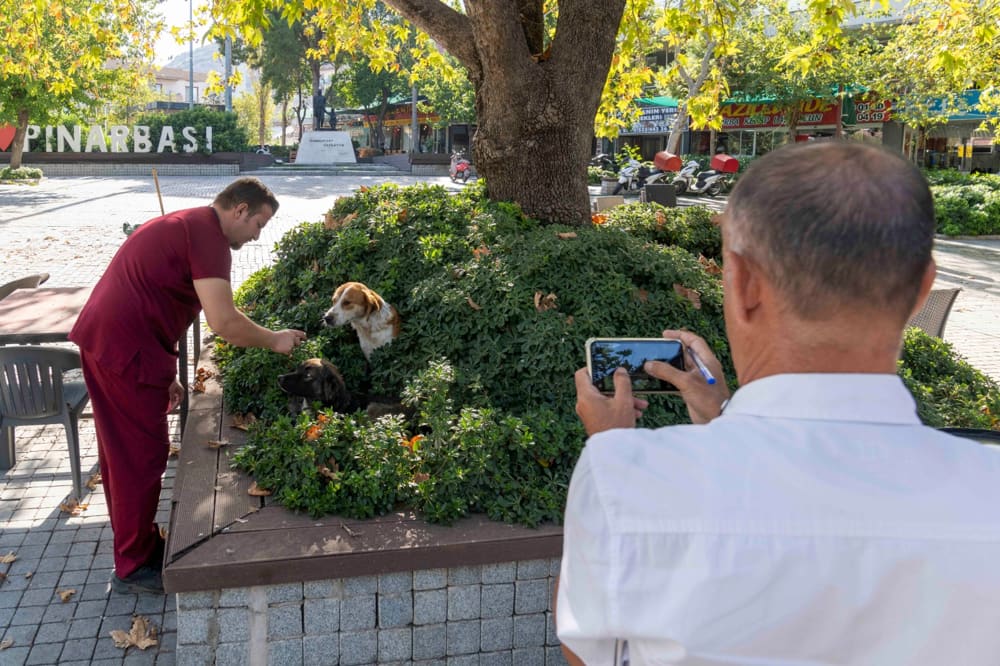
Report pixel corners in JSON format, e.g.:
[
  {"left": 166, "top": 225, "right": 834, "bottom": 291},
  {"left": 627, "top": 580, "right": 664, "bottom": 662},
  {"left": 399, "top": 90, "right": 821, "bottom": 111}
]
[
  {"left": 906, "top": 288, "right": 960, "bottom": 338},
  {"left": 0, "top": 273, "right": 50, "bottom": 301},
  {"left": 0, "top": 346, "right": 89, "bottom": 498}
]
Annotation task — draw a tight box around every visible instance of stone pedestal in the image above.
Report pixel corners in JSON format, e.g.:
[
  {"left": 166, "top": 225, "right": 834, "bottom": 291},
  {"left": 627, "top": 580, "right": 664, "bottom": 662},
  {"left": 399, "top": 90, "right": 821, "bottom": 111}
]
[{"left": 294, "top": 131, "right": 357, "bottom": 164}]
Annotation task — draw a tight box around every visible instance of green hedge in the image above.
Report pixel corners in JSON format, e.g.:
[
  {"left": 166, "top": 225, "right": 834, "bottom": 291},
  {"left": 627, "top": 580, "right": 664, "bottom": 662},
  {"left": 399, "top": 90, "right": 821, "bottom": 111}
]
[
  {"left": 926, "top": 170, "right": 1000, "bottom": 236},
  {"left": 131, "top": 108, "right": 249, "bottom": 154},
  {"left": 222, "top": 184, "right": 997, "bottom": 526}
]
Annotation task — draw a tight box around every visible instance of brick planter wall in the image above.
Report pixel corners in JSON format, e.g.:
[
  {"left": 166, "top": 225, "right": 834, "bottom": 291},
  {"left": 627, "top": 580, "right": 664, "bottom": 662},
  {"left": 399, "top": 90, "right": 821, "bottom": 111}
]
[{"left": 175, "top": 559, "right": 568, "bottom": 666}]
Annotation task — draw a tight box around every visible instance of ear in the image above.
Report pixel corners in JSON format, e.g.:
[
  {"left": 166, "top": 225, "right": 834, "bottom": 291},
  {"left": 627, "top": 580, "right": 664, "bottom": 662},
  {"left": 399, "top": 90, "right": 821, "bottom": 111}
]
[
  {"left": 723, "top": 249, "right": 765, "bottom": 327},
  {"left": 332, "top": 283, "right": 347, "bottom": 304},
  {"left": 363, "top": 287, "right": 383, "bottom": 317},
  {"left": 908, "top": 259, "right": 938, "bottom": 320}
]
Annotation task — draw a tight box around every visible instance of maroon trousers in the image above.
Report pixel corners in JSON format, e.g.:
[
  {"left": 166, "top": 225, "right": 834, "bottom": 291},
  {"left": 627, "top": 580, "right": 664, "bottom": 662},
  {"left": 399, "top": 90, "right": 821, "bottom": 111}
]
[{"left": 80, "top": 351, "right": 169, "bottom": 578}]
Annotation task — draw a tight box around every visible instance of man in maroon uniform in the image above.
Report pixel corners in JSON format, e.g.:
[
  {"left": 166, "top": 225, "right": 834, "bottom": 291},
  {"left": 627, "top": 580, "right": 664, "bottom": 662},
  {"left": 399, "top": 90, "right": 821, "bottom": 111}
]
[{"left": 70, "top": 178, "right": 306, "bottom": 594}]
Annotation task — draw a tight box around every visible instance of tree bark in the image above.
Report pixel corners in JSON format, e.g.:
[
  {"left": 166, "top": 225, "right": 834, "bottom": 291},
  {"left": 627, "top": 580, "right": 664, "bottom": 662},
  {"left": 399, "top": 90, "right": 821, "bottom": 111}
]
[
  {"left": 786, "top": 105, "right": 801, "bottom": 144},
  {"left": 386, "top": 0, "right": 627, "bottom": 224},
  {"left": 8, "top": 108, "right": 29, "bottom": 171},
  {"left": 667, "top": 105, "right": 688, "bottom": 154}
]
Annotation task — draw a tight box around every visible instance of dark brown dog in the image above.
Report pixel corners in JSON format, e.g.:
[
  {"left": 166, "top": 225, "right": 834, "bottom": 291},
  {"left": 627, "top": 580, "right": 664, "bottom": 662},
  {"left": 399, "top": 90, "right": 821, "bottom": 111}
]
[{"left": 278, "top": 358, "right": 352, "bottom": 414}]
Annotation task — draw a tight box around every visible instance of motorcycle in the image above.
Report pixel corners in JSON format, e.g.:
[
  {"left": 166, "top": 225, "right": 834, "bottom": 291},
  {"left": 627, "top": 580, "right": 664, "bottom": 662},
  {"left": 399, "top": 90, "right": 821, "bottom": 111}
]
[
  {"left": 589, "top": 153, "right": 619, "bottom": 174},
  {"left": 612, "top": 159, "right": 652, "bottom": 194},
  {"left": 671, "top": 160, "right": 730, "bottom": 197},
  {"left": 450, "top": 151, "right": 472, "bottom": 183}
]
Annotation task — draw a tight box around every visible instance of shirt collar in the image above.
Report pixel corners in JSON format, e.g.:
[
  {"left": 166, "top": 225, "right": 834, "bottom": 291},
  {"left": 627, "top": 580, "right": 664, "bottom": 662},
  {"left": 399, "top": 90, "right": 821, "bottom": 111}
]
[{"left": 722, "top": 373, "right": 921, "bottom": 425}]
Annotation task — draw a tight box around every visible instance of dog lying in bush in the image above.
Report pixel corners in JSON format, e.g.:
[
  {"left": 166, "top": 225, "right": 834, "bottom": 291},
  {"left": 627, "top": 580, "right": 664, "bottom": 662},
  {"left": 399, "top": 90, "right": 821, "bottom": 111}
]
[{"left": 279, "top": 358, "right": 413, "bottom": 420}]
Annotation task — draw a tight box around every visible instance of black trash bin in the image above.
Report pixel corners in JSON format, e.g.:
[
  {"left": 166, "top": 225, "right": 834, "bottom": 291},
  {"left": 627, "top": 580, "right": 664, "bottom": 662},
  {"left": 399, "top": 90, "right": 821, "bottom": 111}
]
[{"left": 641, "top": 183, "right": 677, "bottom": 207}]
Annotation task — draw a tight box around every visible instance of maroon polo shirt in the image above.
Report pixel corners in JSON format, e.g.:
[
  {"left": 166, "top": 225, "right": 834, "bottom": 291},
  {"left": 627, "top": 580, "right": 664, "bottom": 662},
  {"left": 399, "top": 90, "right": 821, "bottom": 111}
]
[{"left": 70, "top": 206, "right": 231, "bottom": 386}]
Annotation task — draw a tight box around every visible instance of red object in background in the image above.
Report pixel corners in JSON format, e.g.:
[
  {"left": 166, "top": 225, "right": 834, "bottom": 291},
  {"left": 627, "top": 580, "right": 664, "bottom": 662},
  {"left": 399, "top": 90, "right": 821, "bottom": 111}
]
[
  {"left": 653, "top": 151, "right": 683, "bottom": 172},
  {"left": 794, "top": 134, "right": 812, "bottom": 143},
  {"left": 710, "top": 153, "right": 740, "bottom": 173}
]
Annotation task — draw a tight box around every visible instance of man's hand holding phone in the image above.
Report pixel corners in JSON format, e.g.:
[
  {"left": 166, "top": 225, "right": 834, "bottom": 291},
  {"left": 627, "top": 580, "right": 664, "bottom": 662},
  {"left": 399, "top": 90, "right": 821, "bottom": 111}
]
[
  {"left": 574, "top": 367, "right": 649, "bottom": 436},
  {"left": 644, "top": 329, "right": 730, "bottom": 424}
]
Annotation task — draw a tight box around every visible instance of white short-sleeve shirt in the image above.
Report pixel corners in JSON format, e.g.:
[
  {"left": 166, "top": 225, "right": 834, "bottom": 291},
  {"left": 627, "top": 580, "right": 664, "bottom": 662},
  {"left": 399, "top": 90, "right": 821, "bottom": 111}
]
[{"left": 557, "top": 374, "right": 1000, "bottom": 665}]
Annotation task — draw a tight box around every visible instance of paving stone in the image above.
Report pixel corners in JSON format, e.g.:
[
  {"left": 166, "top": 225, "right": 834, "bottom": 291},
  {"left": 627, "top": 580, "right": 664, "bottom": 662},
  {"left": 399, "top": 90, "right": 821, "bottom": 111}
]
[
  {"left": 514, "top": 613, "right": 546, "bottom": 648},
  {"left": 515, "top": 580, "right": 548, "bottom": 615},
  {"left": 303, "top": 579, "right": 342, "bottom": 599},
  {"left": 67, "top": 616, "right": 103, "bottom": 640},
  {"left": 413, "top": 624, "right": 447, "bottom": 660},
  {"left": 304, "top": 598, "right": 339, "bottom": 635},
  {"left": 176, "top": 608, "right": 215, "bottom": 645},
  {"left": 135, "top": 594, "right": 167, "bottom": 615},
  {"left": 414, "top": 568, "right": 447, "bottom": 590},
  {"left": 16, "top": 587, "right": 55, "bottom": 607},
  {"left": 517, "top": 559, "right": 550, "bottom": 580},
  {"left": 214, "top": 642, "right": 248, "bottom": 666},
  {"left": 340, "top": 595, "right": 375, "bottom": 631},
  {"left": 342, "top": 575, "right": 377, "bottom": 596},
  {"left": 546, "top": 611, "right": 559, "bottom": 646},
  {"left": 548, "top": 558, "right": 562, "bottom": 577},
  {"left": 267, "top": 603, "right": 303, "bottom": 639},
  {"left": 446, "top": 655, "right": 479, "bottom": 666},
  {"left": 0, "top": 606, "right": 14, "bottom": 628},
  {"left": 378, "top": 571, "right": 413, "bottom": 595},
  {"left": 303, "top": 634, "right": 339, "bottom": 666},
  {"left": 267, "top": 638, "right": 302, "bottom": 666},
  {"left": 33, "top": 621, "right": 71, "bottom": 644},
  {"left": 546, "top": 645, "right": 570, "bottom": 666},
  {"left": 174, "top": 645, "right": 214, "bottom": 666},
  {"left": 481, "top": 583, "right": 514, "bottom": 618},
  {"left": 0, "top": 646, "right": 29, "bottom": 664},
  {"left": 24, "top": 641, "right": 63, "bottom": 665},
  {"left": 378, "top": 593, "right": 413, "bottom": 628},
  {"left": 176, "top": 591, "right": 216, "bottom": 610},
  {"left": 339, "top": 630, "right": 377, "bottom": 666},
  {"left": 414, "top": 589, "right": 447, "bottom": 626},
  {"left": 447, "top": 619, "right": 480, "bottom": 656},
  {"left": 266, "top": 583, "right": 303, "bottom": 604},
  {"left": 106, "top": 595, "right": 138, "bottom": 617},
  {"left": 58, "top": 569, "right": 89, "bottom": 587},
  {"left": 481, "top": 650, "right": 514, "bottom": 666},
  {"left": 481, "top": 616, "right": 514, "bottom": 652},
  {"left": 9, "top": 604, "right": 45, "bottom": 626},
  {"left": 448, "top": 584, "right": 481, "bottom": 621},
  {"left": 448, "top": 566, "right": 481, "bottom": 586},
  {"left": 123, "top": 648, "right": 158, "bottom": 666},
  {"left": 482, "top": 562, "right": 517, "bottom": 584},
  {"left": 74, "top": 598, "right": 107, "bottom": 618},
  {"left": 512, "top": 646, "right": 546, "bottom": 666},
  {"left": 3, "top": 622, "right": 39, "bottom": 645},
  {"left": 35, "top": 557, "right": 69, "bottom": 573},
  {"left": 218, "top": 607, "right": 250, "bottom": 643},
  {"left": 378, "top": 627, "right": 412, "bottom": 662},
  {"left": 217, "top": 587, "right": 248, "bottom": 608}
]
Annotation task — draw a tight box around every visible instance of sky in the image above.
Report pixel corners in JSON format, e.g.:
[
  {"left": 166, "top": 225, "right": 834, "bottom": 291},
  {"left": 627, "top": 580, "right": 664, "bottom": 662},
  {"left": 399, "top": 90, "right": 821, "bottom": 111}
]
[{"left": 154, "top": 0, "right": 199, "bottom": 65}]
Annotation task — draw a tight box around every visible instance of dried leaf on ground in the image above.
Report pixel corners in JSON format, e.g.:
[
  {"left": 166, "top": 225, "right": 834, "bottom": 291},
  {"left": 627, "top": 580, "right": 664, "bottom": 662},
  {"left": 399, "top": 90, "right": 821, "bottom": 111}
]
[
  {"left": 556, "top": 231, "right": 578, "bottom": 239},
  {"left": 59, "top": 500, "right": 88, "bottom": 516},
  {"left": 634, "top": 288, "right": 650, "bottom": 303},
  {"left": 0, "top": 639, "right": 12, "bottom": 650},
  {"left": 195, "top": 367, "right": 214, "bottom": 381},
  {"left": 24, "top": 572, "right": 32, "bottom": 579},
  {"left": 159, "top": 526, "right": 168, "bottom": 540},
  {"left": 110, "top": 616, "right": 158, "bottom": 650},
  {"left": 534, "top": 291, "right": 558, "bottom": 312},
  {"left": 168, "top": 445, "right": 180, "bottom": 457},
  {"left": 248, "top": 482, "right": 272, "bottom": 497},
  {"left": 57, "top": 588, "right": 76, "bottom": 602},
  {"left": 206, "top": 439, "right": 230, "bottom": 449},
  {"left": 0, "top": 552, "right": 16, "bottom": 564},
  {"left": 192, "top": 379, "right": 206, "bottom": 393},
  {"left": 466, "top": 296, "right": 481, "bottom": 311},
  {"left": 230, "top": 413, "right": 257, "bottom": 431},
  {"left": 412, "top": 472, "right": 430, "bottom": 484},
  {"left": 698, "top": 254, "right": 723, "bottom": 276},
  {"left": 673, "top": 283, "right": 702, "bottom": 309},
  {"left": 86, "top": 473, "right": 102, "bottom": 490},
  {"left": 0, "top": 572, "right": 7, "bottom": 583}
]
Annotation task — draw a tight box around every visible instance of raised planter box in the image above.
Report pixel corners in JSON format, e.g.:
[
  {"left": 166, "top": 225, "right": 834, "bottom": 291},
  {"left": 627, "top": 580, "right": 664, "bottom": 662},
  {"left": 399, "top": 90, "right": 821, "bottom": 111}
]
[{"left": 165, "top": 348, "right": 566, "bottom": 664}]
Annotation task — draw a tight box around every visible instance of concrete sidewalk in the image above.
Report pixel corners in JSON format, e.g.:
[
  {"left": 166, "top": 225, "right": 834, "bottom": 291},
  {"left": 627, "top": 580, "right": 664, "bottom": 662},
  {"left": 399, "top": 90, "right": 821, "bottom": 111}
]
[{"left": 1, "top": 174, "right": 998, "bottom": 665}]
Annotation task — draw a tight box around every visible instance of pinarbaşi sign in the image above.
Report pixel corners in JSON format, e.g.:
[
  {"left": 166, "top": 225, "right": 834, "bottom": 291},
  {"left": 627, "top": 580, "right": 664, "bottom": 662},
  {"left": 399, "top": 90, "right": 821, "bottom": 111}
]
[{"left": 0, "top": 124, "right": 214, "bottom": 153}]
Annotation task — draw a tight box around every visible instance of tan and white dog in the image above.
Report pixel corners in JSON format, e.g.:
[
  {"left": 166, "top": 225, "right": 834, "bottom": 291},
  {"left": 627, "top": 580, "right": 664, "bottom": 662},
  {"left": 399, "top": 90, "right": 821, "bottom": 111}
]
[{"left": 322, "top": 281, "right": 401, "bottom": 359}]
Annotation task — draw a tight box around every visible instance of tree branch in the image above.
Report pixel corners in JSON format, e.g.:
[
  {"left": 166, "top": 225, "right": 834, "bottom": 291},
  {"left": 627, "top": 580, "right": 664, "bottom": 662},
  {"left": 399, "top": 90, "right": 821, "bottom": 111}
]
[
  {"left": 383, "top": 0, "right": 479, "bottom": 74},
  {"left": 549, "top": 0, "right": 627, "bottom": 82},
  {"left": 516, "top": 0, "right": 545, "bottom": 56}
]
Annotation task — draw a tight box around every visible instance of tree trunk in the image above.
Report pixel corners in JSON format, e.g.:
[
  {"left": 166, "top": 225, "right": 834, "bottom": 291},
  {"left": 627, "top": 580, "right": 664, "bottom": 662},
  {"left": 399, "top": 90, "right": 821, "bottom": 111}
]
[
  {"left": 385, "top": 0, "right": 628, "bottom": 224},
  {"left": 8, "top": 108, "right": 29, "bottom": 170},
  {"left": 280, "top": 96, "right": 289, "bottom": 147},
  {"left": 786, "top": 106, "right": 801, "bottom": 145},
  {"left": 666, "top": 105, "right": 688, "bottom": 155},
  {"left": 257, "top": 83, "right": 268, "bottom": 145}
]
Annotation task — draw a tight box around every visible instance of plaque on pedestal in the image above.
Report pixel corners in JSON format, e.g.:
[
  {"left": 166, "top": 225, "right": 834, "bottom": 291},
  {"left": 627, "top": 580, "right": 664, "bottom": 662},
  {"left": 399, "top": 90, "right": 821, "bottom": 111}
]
[{"left": 294, "top": 131, "right": 356, "bottom": 164}]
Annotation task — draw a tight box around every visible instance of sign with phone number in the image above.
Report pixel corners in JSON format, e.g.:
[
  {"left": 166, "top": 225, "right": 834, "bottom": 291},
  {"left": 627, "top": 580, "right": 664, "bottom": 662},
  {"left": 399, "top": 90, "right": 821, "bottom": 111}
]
[{"left": 720, "top": 97, "right": 891, "bottom": 130}]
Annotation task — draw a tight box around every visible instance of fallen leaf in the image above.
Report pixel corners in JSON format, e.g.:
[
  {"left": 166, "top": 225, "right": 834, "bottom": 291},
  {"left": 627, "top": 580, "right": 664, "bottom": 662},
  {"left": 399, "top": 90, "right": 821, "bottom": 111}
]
[
  {"left": 412, "top": 472, "right": 430, "bottom": 484},
  {"left": 230, "top": 413, "right": 257, "bottom": 431},
  {"left": 0, "top": 639, "right": 12, "bottom": 650},
  {"left": 59, "top": 500, "right": 88, "bottom": 516},
  {"left": 698, "top": 254, "right": 723, "bottom": 276},
  {"left": 565, "top": 315, "right": 574, "bottom": 325},
  {"left": 556, "top": 231, "right": 578, "bottom": 239},
  {"left": 317, "top": 464, "right": 339, "bottom": 480},
  {"left": 466, "top": 296, "right": 481, "bottom": 311},
  {"left": 159, "top": 526, "right": 168, "bottom": 540},
  {"left": 248, "top": 482, "right": 272, "bottom": 497},
  {"left": 341, "top": 523, "right": 361, "bottom": 538},
  {"left": 24, "top": 572, "right": 32, "bottom": 579},
  {"left": 472, "top": 245, "right": 491, "bottom": 258},
  {"left": 397, "top": 208, "right": 408, "bottom": 222},
  {"left": 195, "top": 367, "right": 214, "bottom": 381},
  {"left": 86, "top": 473, "right": 102, "bottom": 490},
  {"left": 168, "top": 445, "right": 180, "bottom": 458},
  {"left": 536, "top": 458, "right": 552, "bottom": 468},
  {"left": 634, "top": 288, "right": 650, "bottom": 303},
  {"left": 0, "top": 552, "right": 16, "bottom": 564},
  {"left": 655, "top": 210, "right": 667, "bottom": 226},
  {"left": 110, "top": 616, "right": 158, "bottom": 651},
  {"left": 206, "top": 439, "right": 230, "bottom": 449},
  {"left": 591, "top": 213, "right": 608, "bottom": 225},
  {"left": 213, "top": 485, "right": 223, "bottom": 492},
  {"left": 673, "top": 283, "right": 702, "bottom": 309},
  {"left": 192, "top": 379, "right": 206, "bottom": 393},
  {"left": 534, "top": 291, "right": 558, "bottom": 312},
  {"left": 57, "top": 588, "right": 76, "bottom": 602},
  {"left": 0, "top": 572, "right": 6, "bottom": 583}
]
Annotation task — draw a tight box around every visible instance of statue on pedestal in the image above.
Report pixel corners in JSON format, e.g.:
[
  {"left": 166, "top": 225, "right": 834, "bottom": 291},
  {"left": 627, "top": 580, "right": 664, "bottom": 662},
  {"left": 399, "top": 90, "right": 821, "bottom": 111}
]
[{"left": 312, "top": 93, "right": 326, "bottom": 130}]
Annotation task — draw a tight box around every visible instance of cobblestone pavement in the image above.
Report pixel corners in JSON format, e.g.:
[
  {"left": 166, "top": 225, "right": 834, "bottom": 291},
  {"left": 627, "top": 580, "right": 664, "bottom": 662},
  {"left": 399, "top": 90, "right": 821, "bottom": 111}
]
[{"left": 0, "top": 174, "right": 998, "bottom": 665}]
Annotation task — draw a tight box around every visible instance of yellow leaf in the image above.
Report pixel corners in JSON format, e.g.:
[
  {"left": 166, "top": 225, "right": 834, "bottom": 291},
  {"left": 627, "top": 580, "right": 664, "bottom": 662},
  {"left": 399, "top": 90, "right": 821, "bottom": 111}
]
[
  {"left": 110, "top": 616, "right": 158, "bottom": 650},
  {"left": 57, "top": 589, "right": 76, "bottom": 602},
  {"left": 0, "top": 552, "right": 16, "bottom": 564}
]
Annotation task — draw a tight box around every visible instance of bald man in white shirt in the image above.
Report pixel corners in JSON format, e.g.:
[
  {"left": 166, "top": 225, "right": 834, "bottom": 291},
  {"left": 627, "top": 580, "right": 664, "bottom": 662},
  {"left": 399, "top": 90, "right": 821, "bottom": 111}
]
[{"left": 557, "top": 141, "right": 1000, "bottom": 665}]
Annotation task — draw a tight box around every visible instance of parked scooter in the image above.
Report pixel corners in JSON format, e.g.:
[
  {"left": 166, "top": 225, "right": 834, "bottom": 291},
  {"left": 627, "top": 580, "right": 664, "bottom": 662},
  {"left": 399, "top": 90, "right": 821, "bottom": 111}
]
[
  {"left": 612, "top": 158, "right": 652, "bottom": 194},
  {"left": 450, "top": 151, "right": 472, "bottom": 183},
  {"left": 671, "top": 160, "right": 730, "bottom": 197},
  {"left": 589, "top": 153, "right": 619, "bottom": 174}
]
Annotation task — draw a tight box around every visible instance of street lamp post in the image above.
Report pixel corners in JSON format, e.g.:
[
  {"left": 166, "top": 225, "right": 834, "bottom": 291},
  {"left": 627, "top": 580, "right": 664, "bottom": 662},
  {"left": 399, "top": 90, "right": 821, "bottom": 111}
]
[{"left": 188, "top": 0, "right": 194, "bottom": 109}]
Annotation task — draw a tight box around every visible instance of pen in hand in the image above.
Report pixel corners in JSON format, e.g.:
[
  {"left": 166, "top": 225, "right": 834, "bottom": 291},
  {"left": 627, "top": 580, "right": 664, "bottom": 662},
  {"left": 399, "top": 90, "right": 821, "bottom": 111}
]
[{"left": 688, "top": 347, "right": 716, "bottom": 385}]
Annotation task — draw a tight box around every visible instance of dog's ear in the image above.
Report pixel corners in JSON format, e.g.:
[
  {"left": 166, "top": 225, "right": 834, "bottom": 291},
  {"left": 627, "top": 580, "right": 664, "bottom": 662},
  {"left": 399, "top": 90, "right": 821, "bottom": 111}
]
[
  {"left": 320, "top": 360, "right": 351, "bottom": 412},
  {"left": 361, "top": 286, "right": 384, "bottom": 318}
]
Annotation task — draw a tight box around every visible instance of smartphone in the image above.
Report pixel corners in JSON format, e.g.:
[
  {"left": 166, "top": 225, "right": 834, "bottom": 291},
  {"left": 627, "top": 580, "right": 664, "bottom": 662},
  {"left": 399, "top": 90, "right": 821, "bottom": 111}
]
[{"left": 586, "top": 337, "right": 685, "bottom": 394}]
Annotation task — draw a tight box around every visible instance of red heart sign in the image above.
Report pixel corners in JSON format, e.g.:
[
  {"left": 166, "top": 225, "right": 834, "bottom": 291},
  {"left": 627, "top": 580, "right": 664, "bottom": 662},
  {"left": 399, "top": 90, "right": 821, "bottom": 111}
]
[{"left": 0, "top": 125, "right": 15, "bottom": 151}]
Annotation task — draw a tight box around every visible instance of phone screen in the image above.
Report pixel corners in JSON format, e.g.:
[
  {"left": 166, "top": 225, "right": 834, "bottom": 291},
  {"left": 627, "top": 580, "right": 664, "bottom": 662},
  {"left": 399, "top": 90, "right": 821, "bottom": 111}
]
[{"left": 587, "top": 338, "right": 685, "bottom": 393}]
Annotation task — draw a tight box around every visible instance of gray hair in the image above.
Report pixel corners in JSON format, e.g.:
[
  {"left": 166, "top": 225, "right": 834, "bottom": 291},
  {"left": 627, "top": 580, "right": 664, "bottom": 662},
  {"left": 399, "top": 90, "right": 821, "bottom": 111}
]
[{"left": 724, "top": 141, "right": 935, "bottom": 321}]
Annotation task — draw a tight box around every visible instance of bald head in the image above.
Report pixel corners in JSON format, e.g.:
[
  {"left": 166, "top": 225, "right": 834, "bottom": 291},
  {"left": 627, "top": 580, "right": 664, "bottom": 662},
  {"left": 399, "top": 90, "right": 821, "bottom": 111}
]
[{"left": 724, "top": 142, "right": 935, "bottom": 323}]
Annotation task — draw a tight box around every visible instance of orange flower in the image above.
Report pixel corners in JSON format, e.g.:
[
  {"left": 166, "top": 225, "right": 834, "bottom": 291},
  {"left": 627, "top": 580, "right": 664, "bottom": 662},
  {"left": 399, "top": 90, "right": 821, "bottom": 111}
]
[
  {"left": 400, "top": 434, "right": 424, "bottom": 450},
  {"left": 591, "top": 213, "right": 608, "bottom": 225},
  {"left": 304, "top": 425, "right": 323, "bottom": 441},
  {"left": 316, "top": 413, "right": 331, "bottom": 424}
]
